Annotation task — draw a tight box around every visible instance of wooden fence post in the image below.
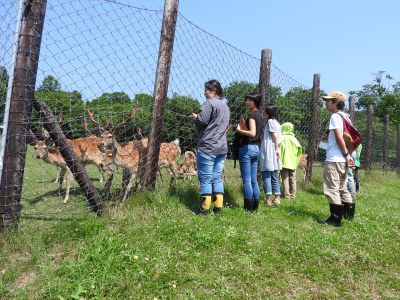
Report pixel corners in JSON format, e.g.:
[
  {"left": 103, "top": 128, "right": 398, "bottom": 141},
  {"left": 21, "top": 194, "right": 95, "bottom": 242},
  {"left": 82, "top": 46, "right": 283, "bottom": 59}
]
[
  {"left": 142, "top": 0, "right": 179, "bottom": 189},
  {"left": 32, "top": 101, "right": 104, "bottom": 214},
  {"left": 397, "top": 124, "right": 400, "bottom": 174},
  {"left": 348, "top": 95, "right": 355, "bottom": 123},
  {"left": 383, "top": 114, "right": 389, "bottom": 167},
  {"left": 365, "top": 104, "right": 374, "bottom": 171},
  {"left": 259, "top": 49, "right": 272, "bottom": 112},
  {"left": 0, "top": 0, "right": 47, "bottom": 230},
  {"left": 306, "top": 73, "right": 320, "bottom": 184}
]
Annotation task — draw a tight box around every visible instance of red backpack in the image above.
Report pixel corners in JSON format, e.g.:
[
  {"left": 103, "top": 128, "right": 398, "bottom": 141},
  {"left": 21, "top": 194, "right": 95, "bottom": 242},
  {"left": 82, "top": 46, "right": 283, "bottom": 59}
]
[{"left": 337, "top": 113, "right": 362, "bottom": 154}]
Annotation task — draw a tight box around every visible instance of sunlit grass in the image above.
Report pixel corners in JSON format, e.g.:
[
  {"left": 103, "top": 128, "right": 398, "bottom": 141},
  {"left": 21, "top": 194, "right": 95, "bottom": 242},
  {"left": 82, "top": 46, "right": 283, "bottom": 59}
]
[{"left": 0, "top": 148, "right": 399, "bottom": 299}]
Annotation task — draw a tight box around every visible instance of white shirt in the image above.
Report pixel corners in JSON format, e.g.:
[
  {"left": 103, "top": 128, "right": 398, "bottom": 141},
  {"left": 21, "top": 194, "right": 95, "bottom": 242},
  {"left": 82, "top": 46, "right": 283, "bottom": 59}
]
[{"left": 326, "top": 113, "right": 346, "bottom": 162}]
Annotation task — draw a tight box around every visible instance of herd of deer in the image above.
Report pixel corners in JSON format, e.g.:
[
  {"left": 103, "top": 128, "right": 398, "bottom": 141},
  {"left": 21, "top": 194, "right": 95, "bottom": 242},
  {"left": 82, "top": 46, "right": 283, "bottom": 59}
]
[{"left": 31, "top": 104, "right": 197, "bottom": 203}]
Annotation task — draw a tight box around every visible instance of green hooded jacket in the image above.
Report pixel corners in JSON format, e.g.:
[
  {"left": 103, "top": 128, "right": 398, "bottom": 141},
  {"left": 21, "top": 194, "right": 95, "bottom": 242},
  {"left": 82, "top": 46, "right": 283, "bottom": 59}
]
[{"left": 280, "top": 122, "right": 302, "bottom": 170}]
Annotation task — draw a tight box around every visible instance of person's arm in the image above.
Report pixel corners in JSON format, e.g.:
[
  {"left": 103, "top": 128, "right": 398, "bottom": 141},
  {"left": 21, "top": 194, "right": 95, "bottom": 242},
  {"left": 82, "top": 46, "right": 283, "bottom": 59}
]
[
  {"left": 191, "top": 102, "right": 211, "bottom": 127},
  {"left": 236, "top": 118, "right": 256, "bottom": 137},
  {"left": 271, "top": 131, "right": 281, "bottom": 159},
  {"left": 333, "top": 128, "right": 355, "bottom": 167}
]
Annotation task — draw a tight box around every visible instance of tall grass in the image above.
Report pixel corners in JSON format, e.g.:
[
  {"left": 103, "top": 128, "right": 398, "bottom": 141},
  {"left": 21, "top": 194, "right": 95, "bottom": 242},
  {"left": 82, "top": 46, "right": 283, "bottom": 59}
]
[{"left": 0, "top": 150, "right": 399, "bottom": 299}]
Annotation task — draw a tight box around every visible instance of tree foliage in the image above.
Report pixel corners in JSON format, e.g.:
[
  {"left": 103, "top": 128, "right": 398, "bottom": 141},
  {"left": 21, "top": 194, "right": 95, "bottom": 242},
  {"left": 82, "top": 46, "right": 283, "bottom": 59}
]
[{"left": 0, "top": 66, "right": 9, "bottom": 122}]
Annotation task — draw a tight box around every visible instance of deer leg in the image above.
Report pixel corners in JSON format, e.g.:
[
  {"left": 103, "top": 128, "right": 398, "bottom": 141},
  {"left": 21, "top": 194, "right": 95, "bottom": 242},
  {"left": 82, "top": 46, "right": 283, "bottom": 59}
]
[
  {"left": 63, "top": 170, "right": 73, "bottom": 204},
  {"left": 54, "top": 166, "right": 61, "bottom": 183},
  {"left": 122, "top": 172, "right": 136, "bottom": 202},
  {"left": 102, "top": 166, "right": 114, "bottom": 196},
  {"left": 99, "top": 166, "right": 104, "bottom": 183}
]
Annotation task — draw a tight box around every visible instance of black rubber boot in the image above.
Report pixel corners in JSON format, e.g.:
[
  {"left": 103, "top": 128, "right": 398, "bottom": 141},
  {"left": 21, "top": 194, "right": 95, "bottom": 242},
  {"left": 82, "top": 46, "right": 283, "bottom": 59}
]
[
  {"left": 343, "top": 202, "right": 356, "bottom": 220},
  {"left": 192, "top": 195, "right": 211, "bottom": 215},
  {"left": 318, "top": 203, "right": 344, "bottom": 227},
  {"left": 244, "top": 198, "right": 254, "bottom": 212},
  {"left": 253, "top": 199, "right": 259, "bottom": 212},
  {"left": 212, "top": 194, "right": 224, "bottom": 216}
]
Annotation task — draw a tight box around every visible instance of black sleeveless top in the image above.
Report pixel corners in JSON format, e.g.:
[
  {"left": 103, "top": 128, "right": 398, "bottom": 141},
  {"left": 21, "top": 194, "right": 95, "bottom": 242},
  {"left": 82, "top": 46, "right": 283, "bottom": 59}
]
[{"left": 240, "top": 110, "right": 263, "bottom": 146}]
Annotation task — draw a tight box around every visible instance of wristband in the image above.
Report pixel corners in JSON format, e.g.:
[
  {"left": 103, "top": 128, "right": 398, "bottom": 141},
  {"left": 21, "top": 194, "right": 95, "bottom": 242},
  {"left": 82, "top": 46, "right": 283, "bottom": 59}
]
[{"left": 342, "top": 152, "right": 349, "bottom": 158}]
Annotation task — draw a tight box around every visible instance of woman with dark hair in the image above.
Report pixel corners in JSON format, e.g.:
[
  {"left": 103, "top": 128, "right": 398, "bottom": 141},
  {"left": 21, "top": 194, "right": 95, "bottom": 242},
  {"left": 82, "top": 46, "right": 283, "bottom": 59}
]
[
  {"left": 236, "top": 92, "right": 263, "bottom": 212},
  {"left": 191, "top": 79, "right": 230, "bottom": 215},
  {"left": 259, "top": 104, "right": 282, "bottom": 206}
]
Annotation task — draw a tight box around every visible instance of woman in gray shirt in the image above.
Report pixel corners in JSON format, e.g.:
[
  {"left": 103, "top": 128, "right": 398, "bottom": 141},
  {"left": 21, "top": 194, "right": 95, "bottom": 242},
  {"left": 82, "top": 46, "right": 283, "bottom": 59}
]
[{"left": 191, "top": 80, "right": 230, "bottom": 215}]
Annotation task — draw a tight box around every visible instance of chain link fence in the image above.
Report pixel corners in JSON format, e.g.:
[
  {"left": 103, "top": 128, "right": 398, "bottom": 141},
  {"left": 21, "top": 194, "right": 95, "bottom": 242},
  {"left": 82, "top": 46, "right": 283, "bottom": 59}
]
[{"left": 0, "top": 0, "right": 398, "bottom": 224}]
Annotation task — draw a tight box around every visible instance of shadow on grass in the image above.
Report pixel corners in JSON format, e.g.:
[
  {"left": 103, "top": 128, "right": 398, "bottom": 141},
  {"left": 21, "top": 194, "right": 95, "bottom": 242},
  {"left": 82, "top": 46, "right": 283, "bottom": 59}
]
[
  {"left": 19, "top": 215, "right": 87, "bottom": 222},
  {"left": 281, "top": 205, "right": 322, "bottom": 220},
  {"left": 167, "top": 181, "right": 242, "bottom": 210},
  {"left": 27, "top": 188, "right": 85, "bottom": 205}
]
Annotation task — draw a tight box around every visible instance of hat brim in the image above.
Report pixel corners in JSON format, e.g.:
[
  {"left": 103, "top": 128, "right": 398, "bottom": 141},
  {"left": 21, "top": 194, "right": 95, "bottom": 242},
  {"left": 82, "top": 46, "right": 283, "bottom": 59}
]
[
  {"left": 322, "top": 96, "right": 345, "bottom": 102},
  {"left": 322, "top": 96, "right": 334, "bottom": 101}
]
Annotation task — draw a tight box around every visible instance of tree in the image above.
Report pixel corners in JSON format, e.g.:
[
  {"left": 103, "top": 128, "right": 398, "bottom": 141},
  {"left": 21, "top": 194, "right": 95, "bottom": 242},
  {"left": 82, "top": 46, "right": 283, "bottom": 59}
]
[
  {"left": 350, "top": 71, "right": 395, "bottom": 109},
  {"left": 0, "top": 66, "right": 9, "bottom": 122},
  {"left": 37, "top": 75, "right": 61, "bottom": 92},
  {"left": 274, "top": 86, "right": 327, "bottom": 150},
  {"left": 35, "top": 76, "right": 84, "bottom": 139},
  {"left": 163, "top": 93, "right": 200, "bottom": 152}
]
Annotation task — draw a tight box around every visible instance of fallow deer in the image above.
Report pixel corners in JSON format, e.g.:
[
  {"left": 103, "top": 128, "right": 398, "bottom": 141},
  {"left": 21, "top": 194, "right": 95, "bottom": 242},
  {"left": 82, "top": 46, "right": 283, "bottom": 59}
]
[{"left": 88, "top": 104, "right": 181, "bottom": 201}]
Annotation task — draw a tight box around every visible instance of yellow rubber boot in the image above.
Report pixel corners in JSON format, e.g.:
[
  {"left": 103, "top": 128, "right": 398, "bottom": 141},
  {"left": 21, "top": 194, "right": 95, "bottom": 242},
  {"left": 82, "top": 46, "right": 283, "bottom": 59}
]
[
  {"left": 193, "top": 195, "right": 211, "bottom": 215},
  {"left": 213, "top": 194, "right": 224, "bottom": 215}
]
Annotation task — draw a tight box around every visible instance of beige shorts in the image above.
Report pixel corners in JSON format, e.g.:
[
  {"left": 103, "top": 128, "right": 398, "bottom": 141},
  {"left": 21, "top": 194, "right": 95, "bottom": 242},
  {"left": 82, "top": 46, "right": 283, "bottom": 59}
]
[{"left": 323, "top": 162, "right": 353, "bottom": 204}]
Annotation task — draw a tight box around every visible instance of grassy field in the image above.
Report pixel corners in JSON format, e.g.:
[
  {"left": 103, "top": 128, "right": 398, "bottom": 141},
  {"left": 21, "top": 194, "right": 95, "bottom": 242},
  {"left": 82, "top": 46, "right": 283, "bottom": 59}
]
[{"left": 0, "top": 146, "right": 399, "bottom": 299}]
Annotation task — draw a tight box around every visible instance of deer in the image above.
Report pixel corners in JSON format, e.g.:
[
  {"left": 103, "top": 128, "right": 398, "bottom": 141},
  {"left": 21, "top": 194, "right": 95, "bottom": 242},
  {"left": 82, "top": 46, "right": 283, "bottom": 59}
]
[
  {"left": 33, "top": 139, "right": 73, "bottom": 204},
  {"left": 174, "top": 150, "right": 197, "bottom": 180},
  {"left": 32, "top": 124, "right": 114, "bottom": 202},
  {"left": 298, "top": 153, "right": 308, "bottom": 182},
  {"left": 88, "top": 103, "right": 181, "bottom": 201}
]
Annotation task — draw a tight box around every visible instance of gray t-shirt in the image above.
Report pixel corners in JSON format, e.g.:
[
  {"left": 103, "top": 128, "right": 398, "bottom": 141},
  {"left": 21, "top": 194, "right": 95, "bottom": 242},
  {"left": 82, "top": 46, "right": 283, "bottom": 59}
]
[{"left": 195, "top": 97, "right": 230, "bottom": 155}]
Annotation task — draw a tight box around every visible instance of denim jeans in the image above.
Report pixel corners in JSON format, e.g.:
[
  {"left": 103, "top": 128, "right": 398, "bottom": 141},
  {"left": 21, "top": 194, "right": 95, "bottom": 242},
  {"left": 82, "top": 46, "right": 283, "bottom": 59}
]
[
  {"left": 239, "top": 144, "right": 260, "bottom": 200},
  {"left": 196, "top": 151, "right": 227, "bottom": 195},
  {"left": 261, "top": 170, "right": 281, "bottom": 195},
  {"left": 347, "top": 169, "right": 356, "bottom": 196}
]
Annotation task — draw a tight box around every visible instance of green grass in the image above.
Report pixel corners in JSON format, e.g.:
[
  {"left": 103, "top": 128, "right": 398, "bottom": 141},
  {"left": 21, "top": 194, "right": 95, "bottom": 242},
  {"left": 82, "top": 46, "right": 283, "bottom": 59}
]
[{"left": 0, "top": 146, "right": 399, "bottom": 299}]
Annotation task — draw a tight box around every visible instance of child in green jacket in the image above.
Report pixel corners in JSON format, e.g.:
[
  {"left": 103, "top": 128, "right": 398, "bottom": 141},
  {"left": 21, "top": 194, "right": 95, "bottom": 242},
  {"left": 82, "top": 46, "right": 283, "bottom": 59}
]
[{"left": 280, "top": 122, "right": 302, "bottom": 199}]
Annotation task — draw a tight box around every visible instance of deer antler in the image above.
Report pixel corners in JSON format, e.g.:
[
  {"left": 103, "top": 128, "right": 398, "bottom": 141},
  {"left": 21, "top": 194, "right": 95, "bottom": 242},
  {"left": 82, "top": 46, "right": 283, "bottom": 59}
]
[
  {"left": 113, "top": 101, "right": 139, "bottom": 133},
  {"left": 86, "top": 109, "right": 104, "bottom": 135},
  {"left": 27, "top": 129, "right": 38, "bottom": 146},
  {"left": 82, "top": 118, "right": 92, "bottom": 137},
  {"left": 58, "top": 111, "right": 64, "bottom": 125}
]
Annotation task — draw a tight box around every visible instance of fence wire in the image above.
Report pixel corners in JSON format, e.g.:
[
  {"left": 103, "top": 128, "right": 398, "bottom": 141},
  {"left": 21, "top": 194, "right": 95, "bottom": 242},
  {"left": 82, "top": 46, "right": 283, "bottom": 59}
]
[{"left": 0, "top": 0, "right": 397, "bottom": 222}]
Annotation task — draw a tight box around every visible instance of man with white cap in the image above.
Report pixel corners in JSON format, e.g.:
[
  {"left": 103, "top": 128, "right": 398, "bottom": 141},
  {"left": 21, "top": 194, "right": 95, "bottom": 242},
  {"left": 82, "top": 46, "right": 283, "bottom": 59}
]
[{"left": 318, "top": 91, "right": 355, "bottom": 227}]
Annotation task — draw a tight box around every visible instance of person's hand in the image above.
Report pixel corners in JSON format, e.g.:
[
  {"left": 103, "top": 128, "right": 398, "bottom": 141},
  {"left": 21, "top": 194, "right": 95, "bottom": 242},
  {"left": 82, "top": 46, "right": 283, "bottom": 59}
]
[
  {"left": 239, "top": 116, "right": 246, "bottom": 128},
  {"left": 346, "top": 155, "right": 355, "bottom": 169},
  {"left": 276, "top": 149, "right": 281, "bottom": 160},
  {"left": 191, "top": 112, "right": 197, "bottom": 121}
]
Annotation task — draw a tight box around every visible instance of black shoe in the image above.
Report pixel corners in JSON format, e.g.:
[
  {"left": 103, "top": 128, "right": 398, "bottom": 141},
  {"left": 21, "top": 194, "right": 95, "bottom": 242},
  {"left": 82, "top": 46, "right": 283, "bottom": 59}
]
[
  {"left": 253, "top": 199, "right": 259, "bottom": 212},
  {"left": 244, "top": 198, "right": 254, "bottom": 212},
  {"left": 213, "top": 207, "right": 222, "bottom": 215},
  {"left": 318, "top": 204, "right": 344, "bottom": 227},
  {"left": 192, "top": 207, "right": 209, "bottom": 215},
  {"left": 343, "top": 202, "right": 355, "bottom": 220}
]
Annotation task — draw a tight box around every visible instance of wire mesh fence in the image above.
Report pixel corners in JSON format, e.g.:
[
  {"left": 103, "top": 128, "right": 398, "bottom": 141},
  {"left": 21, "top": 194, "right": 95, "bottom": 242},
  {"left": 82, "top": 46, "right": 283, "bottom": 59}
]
[{"left": 0, "top": 0, "right": 398, "bottom": 224}]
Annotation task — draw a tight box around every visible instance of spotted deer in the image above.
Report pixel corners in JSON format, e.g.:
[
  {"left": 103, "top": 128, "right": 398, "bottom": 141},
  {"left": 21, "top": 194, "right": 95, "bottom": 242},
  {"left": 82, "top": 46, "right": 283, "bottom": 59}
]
[
  {"left": 299, "top": 153, "right": 308, "bottom": 182},
  {"left": 33, "top": 140, "right": 73, "bottom": 204},
  {"left": 32, "top": 128, "right": 114, "bottom": 203},
  {"left": 89, "top": 104, "right": 181, "bottom": 201}
]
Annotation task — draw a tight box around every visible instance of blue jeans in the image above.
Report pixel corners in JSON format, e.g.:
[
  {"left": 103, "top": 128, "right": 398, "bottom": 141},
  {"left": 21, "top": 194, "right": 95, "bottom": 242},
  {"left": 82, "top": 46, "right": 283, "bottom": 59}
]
[
  {"left": 239, "top": 144, "right": 260, "bottom": 200},
  {"left": 196, "top": 152, "right": 227, "bottom": 195},
  {"left": 347, "top": 169, "right": 356, "bottom": 196},
  {"left": 261, "top": 170, "right": 281, "bottom": 195}
]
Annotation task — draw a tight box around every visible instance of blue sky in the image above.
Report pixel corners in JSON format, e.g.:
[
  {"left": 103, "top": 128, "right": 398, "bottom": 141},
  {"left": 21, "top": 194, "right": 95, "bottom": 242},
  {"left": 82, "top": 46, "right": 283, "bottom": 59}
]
[{"left": 131, "top": 0, "right": 400, "bottom": 97}]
